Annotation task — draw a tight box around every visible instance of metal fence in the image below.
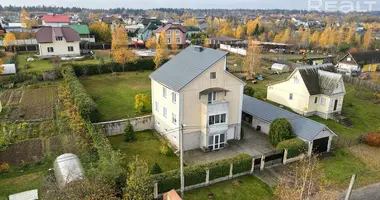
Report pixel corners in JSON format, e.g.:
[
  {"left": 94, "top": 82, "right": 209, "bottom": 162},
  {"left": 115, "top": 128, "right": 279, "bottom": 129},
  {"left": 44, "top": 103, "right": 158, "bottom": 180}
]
[{"left": 343, "top": 75, "right": 380, "bottom": 92}]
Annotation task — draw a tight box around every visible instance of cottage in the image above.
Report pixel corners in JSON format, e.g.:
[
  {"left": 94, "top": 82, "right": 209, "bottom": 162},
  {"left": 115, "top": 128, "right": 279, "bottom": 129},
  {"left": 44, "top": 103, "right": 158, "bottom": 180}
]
[
  {"left": 155, "top": 24, "right": 188, "bottom": 46},
  {"left": 267, "top": 64, "right": 346, "bottom": 120},
  {"left": 149, "top": 45, "right": 245, "bottom": 152},
  {"left": 42, "top": 14, "right": 70, "bottom": 27},
  {"left": 337, "top": 51, "right": 380, "bottom": 75},
  {"left": 36, "top": 26, "right": 81, "bottom": 58},
  {"left": 242, "top": 95, "right": 336, "bottom": 154}
]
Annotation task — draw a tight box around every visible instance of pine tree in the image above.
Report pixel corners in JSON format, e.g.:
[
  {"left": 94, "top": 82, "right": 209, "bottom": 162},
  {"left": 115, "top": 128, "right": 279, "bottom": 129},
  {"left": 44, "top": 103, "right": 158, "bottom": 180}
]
[
  {"left": 150, "top": 163, "right": 162, "bottom": 174},
  {"left": 124, "top": 121, "right": 136, "bottom": 142}
]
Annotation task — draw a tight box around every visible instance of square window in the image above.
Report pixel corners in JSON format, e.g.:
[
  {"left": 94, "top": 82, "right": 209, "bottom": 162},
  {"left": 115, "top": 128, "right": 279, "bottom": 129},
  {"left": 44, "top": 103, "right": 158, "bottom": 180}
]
[
  {"left": 209, "top": 116, "right": 215, "bottom": 125},
  {"left": 176, "top": 30, "right": 179, "bottom": 35},
  {"left": 163, "top": 87, "right": 167, "bottom": 98},
  {"left": 215, "top": 115, "right": 220, "bottom": 123},
  {"left": 47, "top": 47, "right": 54, "bottom": 52},
  {"left": 210, "top": 72, "right": 216, "bottom": 79},
  {"left": 172, "top": 92, "right": 176, "bottom": 103},
  {"left": 56, "top": 36, "right": 63, "bottom": 41},
  {"left": 68, "top": 46, "right": 74, "bottom": 52},
  {"left": 320, "top": 97, "right": 326, "bottom": 105},
  {"left": 163, "top": 107, "right": 167, "bottom": 118},
  {"left": 176, "top": 38, "right": 180, "bottom": 43},
  {"left": 289, "top": 93, "right": 293, "bottom": 100},
  {"left": 221, "top": 114, "right": 226, "bottom": 123}
]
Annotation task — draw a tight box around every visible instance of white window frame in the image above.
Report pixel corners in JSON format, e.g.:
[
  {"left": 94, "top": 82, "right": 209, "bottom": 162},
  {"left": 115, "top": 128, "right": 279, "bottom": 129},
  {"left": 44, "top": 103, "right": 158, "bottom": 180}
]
[
  {"left": 167, "top": 30, "right": 171, "bottom": 35},
  {"left": 320, "top": 97, "right": 326, "bottom": 105},
  {"left": 56, "top": 36, "right": 63, "bottom": 41},
  {"left": 176, "top": 30, "right": 180, "bottom": 35},
  {"left": 155, "top": 101, "right": 159, "bottom": 112},
  {"left": 176, "top": 37, "right": 180, "bottom": 44},
  {"left": 172, "top": 92, "right": 176, "bottom": 104},
  {"left": 163, "top": 87, "right": 167, "bottom": 99},
  {"left": 47, "top": 47, "right": 54, "bottom": 53},
  {"left": 208, "top": 91, "right": 217, "bottom": 104},
  {"left": 167, "top": 38, "right": 171, "bottom": 44},
  {"left": 289, "top": 93, "right": 293, "bottom": 100},
  {"left": 163, "top": 106, "right": 167, "bottom": 118},
  {"left": 172, "top": 113, "right": 177, "bottom": 124},
  {"left": 68, "top": 46, "right": 74, "bottom": 52},
  {"left": 209, "top": 113, "right": 226, "bottom": 125}
]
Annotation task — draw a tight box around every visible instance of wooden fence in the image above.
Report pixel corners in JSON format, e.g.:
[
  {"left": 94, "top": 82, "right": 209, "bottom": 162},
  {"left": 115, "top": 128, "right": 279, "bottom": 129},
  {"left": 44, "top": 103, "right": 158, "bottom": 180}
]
[{"left": 343, "top": 75, "right": 380, "bottom": 92}]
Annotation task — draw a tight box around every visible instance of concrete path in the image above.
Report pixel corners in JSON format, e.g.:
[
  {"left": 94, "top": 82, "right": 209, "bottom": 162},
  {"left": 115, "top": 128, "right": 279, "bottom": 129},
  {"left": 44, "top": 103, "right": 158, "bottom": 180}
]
[
  {"left": 253, "top": 165, "right": 287, "bottom": 187},
  {"left": 341, "top": 182, "right": 380, "bottom": 200}
]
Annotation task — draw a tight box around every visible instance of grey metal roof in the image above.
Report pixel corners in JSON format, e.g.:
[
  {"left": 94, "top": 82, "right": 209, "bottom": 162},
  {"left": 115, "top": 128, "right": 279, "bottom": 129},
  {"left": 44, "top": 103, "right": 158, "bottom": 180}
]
[
  {"left": 242, "top": 95, "right": 333, "bottom": 141},
  {"left": 149, "top": 45, "right": 228, "bottom": 91}
]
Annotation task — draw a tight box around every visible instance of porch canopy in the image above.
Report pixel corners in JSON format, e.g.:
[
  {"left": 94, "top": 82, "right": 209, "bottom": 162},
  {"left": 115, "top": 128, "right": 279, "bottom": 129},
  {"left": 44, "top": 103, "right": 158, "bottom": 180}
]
[{"left": 199, "top": 87, "right": 229, "bottom": 96}]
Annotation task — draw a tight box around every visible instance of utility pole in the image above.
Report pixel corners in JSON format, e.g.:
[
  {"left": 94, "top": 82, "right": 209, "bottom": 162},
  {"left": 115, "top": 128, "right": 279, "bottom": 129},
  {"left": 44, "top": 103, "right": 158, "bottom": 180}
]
[
  {"left": 180, "top": 124, "right": 185, "bottom": 199},
  {"left": 344, "top": 174, "right": 356, "bottom": 200}
]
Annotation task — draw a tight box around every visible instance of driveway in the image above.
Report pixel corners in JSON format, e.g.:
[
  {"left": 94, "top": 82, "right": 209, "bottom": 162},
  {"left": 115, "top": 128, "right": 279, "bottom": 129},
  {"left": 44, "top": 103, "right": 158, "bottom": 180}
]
[
  {"left": 340, "top": 182, "right": 380, "bottom": 200},
  {"left": 184, "top": 124, "right": 274, "bottom": 166}
]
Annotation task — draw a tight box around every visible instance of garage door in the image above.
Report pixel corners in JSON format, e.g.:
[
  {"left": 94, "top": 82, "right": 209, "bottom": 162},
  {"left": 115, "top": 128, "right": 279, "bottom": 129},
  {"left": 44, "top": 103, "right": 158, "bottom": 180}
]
[{"left": 313, "top": 137, "right": 329, "bottom": 153}]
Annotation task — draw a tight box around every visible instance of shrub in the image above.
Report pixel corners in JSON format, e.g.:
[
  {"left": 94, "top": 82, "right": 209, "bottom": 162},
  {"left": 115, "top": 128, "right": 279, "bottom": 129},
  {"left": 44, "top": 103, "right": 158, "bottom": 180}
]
[
  {"left": 124, "top": 121, "right": 136, "bottom": 142},
  {"left": 365, "top": 132, "right": 380, "bottom": 147},
  {"left": 244, "top": 86, "right": 255, "bottom": 97},
  {"left": 151, "top": 154, "right": 252, "bottom": 193},
  {"left": 269, "top": 118, "right": 295, "bottom": 147},
  {"left": 160, "top": 145, "right": 175, "bottom": 156},
  {"left": 0, "top": 162, "right": 9, "bottom": 174},
  {"left": 61, "top": 66, "right": 101, "bottom": 122},
  {"left": 276, "top": 138, "right": 306, "bottom": 158},
  {"left": 151, "top": 163, "right": 162, "bottom": 174}
]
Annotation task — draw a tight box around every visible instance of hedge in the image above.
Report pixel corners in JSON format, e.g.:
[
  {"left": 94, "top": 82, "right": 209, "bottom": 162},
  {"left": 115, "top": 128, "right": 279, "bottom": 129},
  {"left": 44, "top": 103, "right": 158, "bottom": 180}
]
[
  {"left": 66, "top": 58, "right": 161, "bottom": 77},
  {"left": 276, "top": 138, "right": 306, "bottom": 158},
  {"left": 61, "top": 66, "right": 101, "bottom": 122},
  {"left": 269, "top": 118, "right": 295, "bottom": 147},
  {"left": 151, "top": 154, "right": 252, "bottom": 194}
]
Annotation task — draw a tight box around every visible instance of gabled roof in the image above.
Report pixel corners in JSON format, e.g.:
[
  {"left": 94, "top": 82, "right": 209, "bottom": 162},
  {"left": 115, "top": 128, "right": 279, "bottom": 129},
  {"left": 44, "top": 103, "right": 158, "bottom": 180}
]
[
  {"left": 297, "top": 64, "right": 340, "bottom": 95},
  {"left": 156, "top": 24, "right": 187, "bottom": 33},
  {"left": 63, "top": 24, "right": 90, "bottom": 35},
  {"left": 42, "top": 15, "right": 70, "bottom": 23},
  {"left": 242, "top": 95, "right": 336, "bottom": 141},
  {"left": 149, "top": 45, "right": 228, "bottom": 92},
  {"left": 349, "top": 51, "right": 380, "bottom": 65},
  {"left": 185, "top": 26, "right": 201, "bottom": 32},
  {"left": 36, "top": 27, "right": 80, "bottom": 43}
]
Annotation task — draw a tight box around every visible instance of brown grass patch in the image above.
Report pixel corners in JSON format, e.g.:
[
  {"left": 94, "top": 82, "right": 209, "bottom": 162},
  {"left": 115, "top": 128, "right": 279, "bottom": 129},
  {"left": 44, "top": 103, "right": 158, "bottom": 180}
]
[{"left": 347, "top": 144, "right": 380, "bottom": 170}]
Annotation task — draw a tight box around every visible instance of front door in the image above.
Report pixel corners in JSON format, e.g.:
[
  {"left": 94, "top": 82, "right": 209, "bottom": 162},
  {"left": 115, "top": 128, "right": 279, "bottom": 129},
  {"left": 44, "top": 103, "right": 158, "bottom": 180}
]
[
  {"left": 333, "top": 99, "right": 338, "bottom": 111},
  {"left": 213, "top": 134, "right": 220, "bottom": 150}
]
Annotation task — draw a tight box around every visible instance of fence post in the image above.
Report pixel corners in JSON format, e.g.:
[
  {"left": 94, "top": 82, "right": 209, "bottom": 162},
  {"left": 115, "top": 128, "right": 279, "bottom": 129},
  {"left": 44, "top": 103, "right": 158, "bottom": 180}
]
[
  {"left": 154, "top": 182, "right": 158, "bottom": 199},
  {"left": 283, "top": 149, "right": 288, "bottom": 164},
  {"left": 205, "top": 169, "right": 210, "bottom": 186},
  {"left": 250, "top": 157, "right": 255, "bottom": 174},
  {"left": 229, "top": 163, "right": 233, "bottom": 178},
  {"left": 307, "top": 141, "right": 313, "bottom": 157},
  {"left": 260, "top": 155, "right": 265, "bottom": 171}
]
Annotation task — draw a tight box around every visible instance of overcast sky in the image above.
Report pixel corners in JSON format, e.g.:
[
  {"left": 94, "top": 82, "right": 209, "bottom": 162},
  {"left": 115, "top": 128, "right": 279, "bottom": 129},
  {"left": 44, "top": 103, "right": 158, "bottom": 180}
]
[{"left": 3, "top": 0, "right": 380, "bottom": 11}]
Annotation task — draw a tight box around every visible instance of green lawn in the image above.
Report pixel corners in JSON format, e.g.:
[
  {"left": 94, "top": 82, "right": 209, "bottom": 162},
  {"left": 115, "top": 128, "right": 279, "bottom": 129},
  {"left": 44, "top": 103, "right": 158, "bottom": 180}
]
[
  {"left": 17, "top": 54, "right": 55, "bottom": 73},
  {"left": 108, "top": 131, "right": 179, "bottom": 172},
  {"left": 80, "top": 71, "right": 152, "bottom": 121},
  {"left": 184, "top": 175, "right": 274, "bottom": 200},
  {"left": 310, "top": 84, "right": 380, "bottom": 138},
  {"left": 318, "top": 148, "right": 380, "bottom": 189},
  {"left": 0, "top": 172, "right": 43, "bottom": 199}
]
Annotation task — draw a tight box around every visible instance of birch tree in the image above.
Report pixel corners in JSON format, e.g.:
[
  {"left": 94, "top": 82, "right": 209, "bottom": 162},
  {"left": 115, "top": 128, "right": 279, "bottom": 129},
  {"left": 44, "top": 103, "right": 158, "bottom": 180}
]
[
  {"left": 154, "top": 30, "right": 168, "bottom": 69},
  {"left": 112, "top": 25, "right": 128, "bottom": 51},
  {"left": 244, "top": 42, "right": 261, "bottom": 80}
]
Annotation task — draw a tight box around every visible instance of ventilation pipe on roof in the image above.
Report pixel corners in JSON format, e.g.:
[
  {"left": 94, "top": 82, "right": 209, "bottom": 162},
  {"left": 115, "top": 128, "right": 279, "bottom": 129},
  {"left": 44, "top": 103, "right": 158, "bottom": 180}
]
[{"left": 194, "top": 46, "right": 204, "bottom": 52}]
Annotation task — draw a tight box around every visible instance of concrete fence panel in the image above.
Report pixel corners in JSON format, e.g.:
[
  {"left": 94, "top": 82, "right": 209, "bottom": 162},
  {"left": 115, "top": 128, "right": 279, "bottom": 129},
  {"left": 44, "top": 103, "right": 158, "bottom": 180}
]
[{"left": 93, "top": 115, "right": 154, "bottom": 136}]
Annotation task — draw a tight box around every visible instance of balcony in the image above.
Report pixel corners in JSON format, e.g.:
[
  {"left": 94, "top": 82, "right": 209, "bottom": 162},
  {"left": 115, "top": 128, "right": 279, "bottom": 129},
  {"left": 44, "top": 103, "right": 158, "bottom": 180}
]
[{"left": 201, "top": 100, "right": 229, "bottom": 134}]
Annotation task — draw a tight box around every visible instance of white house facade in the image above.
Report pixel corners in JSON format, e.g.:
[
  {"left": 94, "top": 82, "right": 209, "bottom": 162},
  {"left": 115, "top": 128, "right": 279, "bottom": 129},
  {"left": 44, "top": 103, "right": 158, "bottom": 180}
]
[
  {"left": 267, "top": 64, "right": 346, "bottom": 120},
  {"left": 150, "top": 45, "right": 245, "bottom": 152}
]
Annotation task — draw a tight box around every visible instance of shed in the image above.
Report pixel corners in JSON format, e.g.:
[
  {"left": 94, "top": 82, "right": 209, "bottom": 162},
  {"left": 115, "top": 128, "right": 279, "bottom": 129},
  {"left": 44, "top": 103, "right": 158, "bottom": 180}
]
[
  {"left": 53, "top": 153, "right": 85, "bottom": 188},
  {"left": 1, "top": 64, "right": 17, "bottom": 75},
  {"left": 271, "top": 63, "right": 290, "bottom": 73},
  {"left": 242, "top": 95, "right": 336, "bottom": 154}
]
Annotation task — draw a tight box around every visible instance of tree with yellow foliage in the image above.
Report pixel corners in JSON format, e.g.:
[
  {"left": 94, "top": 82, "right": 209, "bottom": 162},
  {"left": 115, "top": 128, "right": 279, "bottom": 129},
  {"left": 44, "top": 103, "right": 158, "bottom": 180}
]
[
  {"left": 301, "top": 29, "right": 311, "bottom": 45},
  {"left": 281, "top": 28, "right": 291, "bottom": 43},
  {"left": 89, "top": 22, "right": 111, "bottom": 42},
  {"left": 4, "top": 32, "right": 16, "bottom": 52},
  {"left": 171, "top": 31, "right": 178, "bottom": 53},
  {"left": 246, "top": 17, "right": 262, "bottom": 36},
  {"left": 154, "top": 30, "right": 168, "bottom": 69},
  {"left": 244, "top": 42, "right": 261, "bottom": 80},
  {"left": 235, "top": 25, "right": 244, "bottom": 39},
  {"left": 134, "top": 94, "right": 150, "bottom": 113},
  {"left": 318, "top": 28, "right": 329, "bottom": 48},
  {"left": 268, "top": 30, "right": 275, "bottom": 42},
  {"left": 203, "top": 38, "right": 210, "bottom": 48},
  {"left": 273, "top": 32, "right": 283, "bottom": 43},
  {"left": 20, "top": 8, "right": 31, "bottom": 29},
  {"left": 258, "top": 33, "right": 267, "bottom": 42},
  {"left": 216, "top": 21, "right": 234, "bottom": 37},
  {"left": 183, "top": 17, "right": 199, "bottom": 26},
  {"left": 362, "top": 29, "right": 373, "bottom": 50},
  {"left": 0, "top": 59, "right": 3, "bottom": 75},
  {"left": 212, "top": 18, "right": 220, "bottom": 28},
  {"left": 113, "top": 48, "right": 139, "bottom": 72},
  {"left": 111, "top": 25, "right": 128, "bottom": 51},
  {"left": 145, "top": 36, "right": 156, "bottom": 49},
  {"left": 310, "top": 31, "right": 320, "bottom": 46}
]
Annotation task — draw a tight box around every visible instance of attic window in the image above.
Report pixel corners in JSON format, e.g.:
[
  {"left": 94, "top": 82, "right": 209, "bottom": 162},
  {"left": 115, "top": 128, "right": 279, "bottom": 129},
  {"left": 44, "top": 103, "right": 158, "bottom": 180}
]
[
  {"left": 336, "top": 83, "right": 339, "bottom": 89},
  {"left": 56, "top": 36, "right": 63, "bottom": 41},
  {"left": 210, "top": 72, "right": 216, "bottom": 79},
  {"left": 347, "top": 57, "right": 351, "bottom": 61}
]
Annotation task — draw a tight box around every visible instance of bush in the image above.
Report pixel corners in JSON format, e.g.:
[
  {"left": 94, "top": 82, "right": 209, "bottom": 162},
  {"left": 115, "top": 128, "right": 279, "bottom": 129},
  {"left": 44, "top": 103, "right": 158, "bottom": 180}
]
[
  {"left": 276, "top": 138, "right": 306, "bottom": 158},
  {"left": 269, "top": 118, "right": 295, "bottom": 147},
  {"left": 61, "top": 66, "right": 101, "bottom": 122},
  {"left": 151, "top": 154, "right": 252, "bottom": 193},
  {"left": 124, "top": 121, "right": 136, "bottom": 142},
  {"left": 365, "top": 132, "right": 380, "bottom": 147},
  {"left": 151, "top": 163, "right": 162, "bottom": 174},
  {"left": 159, "top": 145, "right": 174, "bottom": 156},
  {"left": 0, "top": 162, "right": 9, "bottom": 174},
  {"left": 244, "top": 86, "right": 255, "bottom": 97}
]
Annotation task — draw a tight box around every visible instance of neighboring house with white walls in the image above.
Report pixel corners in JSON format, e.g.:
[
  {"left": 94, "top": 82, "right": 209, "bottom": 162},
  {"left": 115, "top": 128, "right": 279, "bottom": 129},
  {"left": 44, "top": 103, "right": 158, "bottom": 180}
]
[
  {"left": 267, "top": 64, "right": 346, "bottom": 120},
  {"left": 149, "top": 45, "right": 246, "bottom": 152},
  {"left": 36, "top": 26, "right": 81, "bottom": 58}
]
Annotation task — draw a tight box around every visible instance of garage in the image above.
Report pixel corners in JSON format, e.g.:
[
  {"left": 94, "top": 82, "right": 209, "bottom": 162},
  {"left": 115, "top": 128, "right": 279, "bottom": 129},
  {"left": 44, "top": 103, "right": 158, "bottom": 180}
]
[{"left": 313, "top": 137, "right": 329, "bottom": 153}]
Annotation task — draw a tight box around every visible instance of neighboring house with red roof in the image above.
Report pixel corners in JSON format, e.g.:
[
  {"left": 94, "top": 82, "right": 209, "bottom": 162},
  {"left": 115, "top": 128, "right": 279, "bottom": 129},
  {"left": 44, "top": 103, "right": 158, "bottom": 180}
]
[
  {"left": 155, "top": 24, "right": 188, "bottom": 46},
  {"left": 36, "top": 27, "right": 81, "bottom": 58},
  {"left": 42, "top": 14, "right": 70, "bottom": 27}
]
